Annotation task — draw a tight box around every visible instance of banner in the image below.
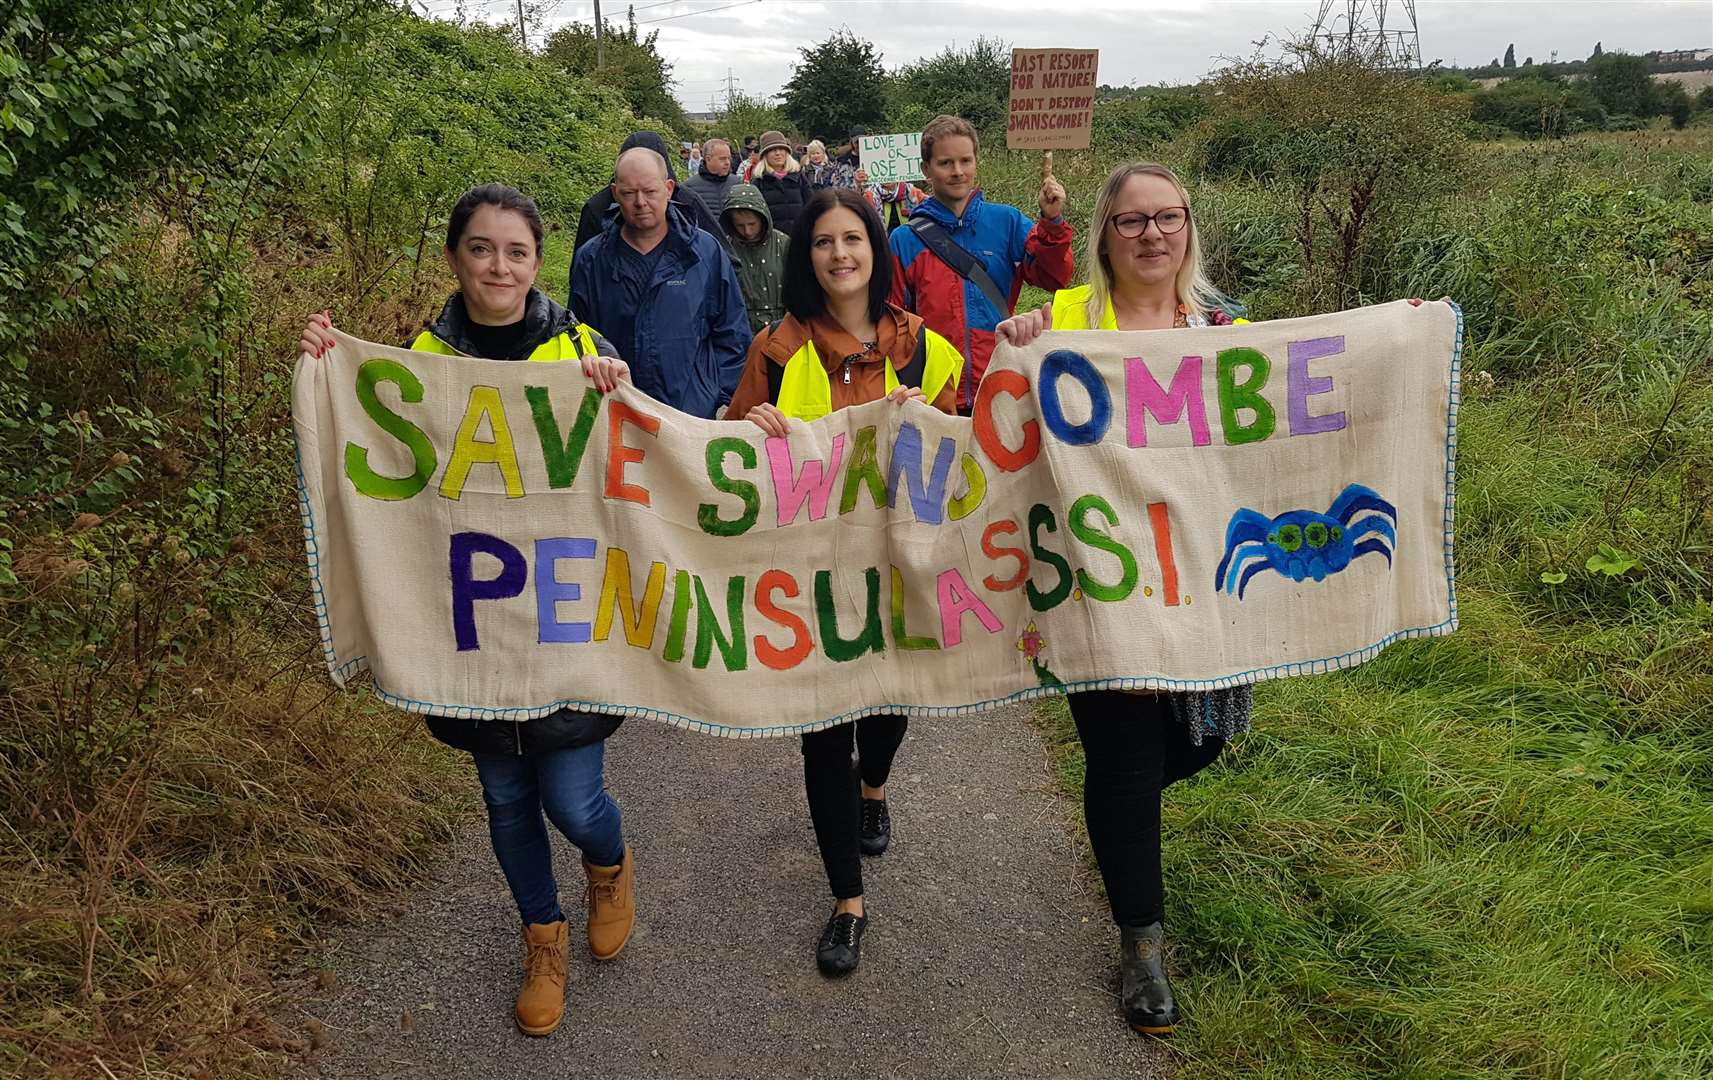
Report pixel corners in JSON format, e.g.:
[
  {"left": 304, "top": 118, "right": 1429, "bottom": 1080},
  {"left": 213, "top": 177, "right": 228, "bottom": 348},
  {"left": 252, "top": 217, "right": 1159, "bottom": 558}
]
[
  {"left": 292, "top": 301, "right": 1461, "bottom": 736},
  {"left": 859, "top": 131, "right": 924, "bottom": 183},
  {"left": 1008, "top": 48, "right": 1099, "bottom": 150}
]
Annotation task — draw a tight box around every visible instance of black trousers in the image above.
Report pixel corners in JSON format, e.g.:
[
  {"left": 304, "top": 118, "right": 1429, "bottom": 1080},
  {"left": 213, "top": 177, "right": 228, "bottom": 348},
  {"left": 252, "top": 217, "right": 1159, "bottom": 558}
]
[
  {"left": 1070, "top": 690, "right": 1225, "bottom": 928},
  {"left": 800, "top": 715, "right": 908, "bottom": 899}
]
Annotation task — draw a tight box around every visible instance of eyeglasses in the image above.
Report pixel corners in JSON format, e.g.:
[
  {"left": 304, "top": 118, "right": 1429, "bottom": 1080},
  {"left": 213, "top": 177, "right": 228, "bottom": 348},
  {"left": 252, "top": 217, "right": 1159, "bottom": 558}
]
[{"left": 1108, "top": 207, "right": 1190, "bottom": 238}]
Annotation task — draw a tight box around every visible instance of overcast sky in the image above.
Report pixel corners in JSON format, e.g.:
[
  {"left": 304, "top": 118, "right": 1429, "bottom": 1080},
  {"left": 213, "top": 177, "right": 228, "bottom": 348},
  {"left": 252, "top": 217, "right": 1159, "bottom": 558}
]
[{"left": 436, "top": 0, "right": 1713, "bottom": 111}]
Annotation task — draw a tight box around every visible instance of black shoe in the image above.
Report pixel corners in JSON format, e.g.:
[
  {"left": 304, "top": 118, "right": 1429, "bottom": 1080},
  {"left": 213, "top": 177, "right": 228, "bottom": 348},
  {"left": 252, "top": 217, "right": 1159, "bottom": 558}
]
[
  {"left": 816, "top": 910, "right": 868, "bottom": 977},
  {"left": 859, "top": 798, "right": 891, "bottom": 856},
  {"left": 1119, "top": 923, "right": 1179, "bottom": 1035}
]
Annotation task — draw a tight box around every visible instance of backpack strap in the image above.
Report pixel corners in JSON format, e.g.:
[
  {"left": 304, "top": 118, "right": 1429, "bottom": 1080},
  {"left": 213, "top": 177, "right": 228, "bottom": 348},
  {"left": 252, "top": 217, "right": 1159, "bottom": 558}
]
[
  {"left": 893, "top": 329, "right": 928, "bottom": 389},
  {"left": 762, "top": 319, "right": 786, "bottom": 405},
  {"left": 908, "top": 217, "right": 1011, "bottom": 317}
]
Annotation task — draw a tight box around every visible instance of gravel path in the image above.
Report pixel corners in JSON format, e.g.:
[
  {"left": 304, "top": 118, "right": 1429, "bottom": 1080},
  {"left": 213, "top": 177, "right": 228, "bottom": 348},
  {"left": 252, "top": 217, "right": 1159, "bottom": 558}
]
[{"left": 291, "top": 704, "right": 1165, "bottom": 1079}]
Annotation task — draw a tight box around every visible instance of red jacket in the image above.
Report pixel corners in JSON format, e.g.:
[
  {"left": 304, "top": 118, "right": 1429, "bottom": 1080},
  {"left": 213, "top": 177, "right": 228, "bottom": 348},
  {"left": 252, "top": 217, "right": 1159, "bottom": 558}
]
[{"left": 887, "top": 191, "right": 1074, "bottom": 409}]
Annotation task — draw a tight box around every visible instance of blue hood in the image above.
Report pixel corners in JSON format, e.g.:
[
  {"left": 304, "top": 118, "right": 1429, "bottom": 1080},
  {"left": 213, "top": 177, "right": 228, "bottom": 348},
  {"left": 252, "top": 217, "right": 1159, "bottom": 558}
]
[{"left": 913, "top": 190, "right": 987, "bottom": 230}]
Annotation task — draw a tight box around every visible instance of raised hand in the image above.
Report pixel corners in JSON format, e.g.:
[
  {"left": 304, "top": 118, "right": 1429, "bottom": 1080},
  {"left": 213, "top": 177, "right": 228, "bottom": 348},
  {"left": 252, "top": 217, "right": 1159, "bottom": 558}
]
[{"left": 996, "top": 303, "right": 1052, "bottom": 347}]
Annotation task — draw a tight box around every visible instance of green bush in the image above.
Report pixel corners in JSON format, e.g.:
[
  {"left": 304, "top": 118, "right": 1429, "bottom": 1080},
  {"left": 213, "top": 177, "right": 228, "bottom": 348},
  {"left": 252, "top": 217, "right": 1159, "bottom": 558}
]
[
  {"left": 1470, "top": 76, "right": 1606, "bottom": 137},
  {"left": 0, "top": 0, "right": 377, "bottom": 353},
  {"left": 887, "top": 37, "right": 1011, "bottom": 136},
  {"left": 1190, "top": 54, "right": 1467, "bottom": 309}
]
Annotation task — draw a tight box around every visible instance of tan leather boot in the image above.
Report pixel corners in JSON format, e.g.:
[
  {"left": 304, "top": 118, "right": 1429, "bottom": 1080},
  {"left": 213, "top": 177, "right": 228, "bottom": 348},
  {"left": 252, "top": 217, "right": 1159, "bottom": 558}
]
[
  {"left": 583, "top": 845, "right": 635, "bottom": 961},
  {"left": 515, "top": 920, "right": 568, "bottom": 1036}
]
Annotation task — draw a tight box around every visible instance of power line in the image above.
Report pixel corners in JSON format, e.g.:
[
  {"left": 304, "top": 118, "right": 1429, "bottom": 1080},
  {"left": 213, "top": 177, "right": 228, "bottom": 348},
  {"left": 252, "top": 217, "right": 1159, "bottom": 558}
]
[{"left": 635, "top": 0, "right": 762, "bottom": 25}]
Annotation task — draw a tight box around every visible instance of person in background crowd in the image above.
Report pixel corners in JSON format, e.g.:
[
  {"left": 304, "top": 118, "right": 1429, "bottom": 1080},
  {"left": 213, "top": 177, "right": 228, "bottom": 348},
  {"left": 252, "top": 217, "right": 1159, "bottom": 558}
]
[
  {"left": 996, "top": 160, "right": 1428, "bottom": 1038},
  {"left": 719, "top": 182, "right": 788, "bottom": 332},
  {"left": 856, "top": 167, "right": 928, "bottom": 233},
  {"left": 571, "top": 147, "right": 751, "bottom": 419},
  {"left": 681, "top": 137, "right": 740, "bottom": 212},
  {"left": 887, "top": 114, "right": 1072, "bottom": 412},
  {"left": 685, "top": 141, "right": 701, "bottom": 173},
  {"left": 802, "top": 139, "right": 852, "bottom": 190},
  {"left": 741, "top": 138, "right": 762, "bottom": 182},
  {"left": 725, "top": 189, "right": 963, "bottom": 978},
  {"left": 750, "top": 130, "right": 813, "bottom": 237},
  {"left": 298, "top": 184, "right": 634, "bottom": 1041},
  {"left": 571, "top": 131, "right": 729, "bottom": 270},
  {"left": 836, "top": 132, "right": 861, "bottom": 171}
]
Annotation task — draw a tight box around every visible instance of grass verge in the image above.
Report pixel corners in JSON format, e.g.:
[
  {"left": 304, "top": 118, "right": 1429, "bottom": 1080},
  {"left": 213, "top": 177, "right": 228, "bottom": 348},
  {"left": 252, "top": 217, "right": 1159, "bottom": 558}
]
[{"left": 1031, "top": 392, "right": 1713, "bottom": 1079}]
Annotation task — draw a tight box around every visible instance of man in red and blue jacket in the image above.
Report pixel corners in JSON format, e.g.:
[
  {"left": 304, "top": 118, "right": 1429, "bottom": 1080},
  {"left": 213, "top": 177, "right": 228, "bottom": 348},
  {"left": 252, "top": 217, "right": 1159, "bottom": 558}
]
[{"left": 888, "top": 114, "right": 1075, "bottom": 410}]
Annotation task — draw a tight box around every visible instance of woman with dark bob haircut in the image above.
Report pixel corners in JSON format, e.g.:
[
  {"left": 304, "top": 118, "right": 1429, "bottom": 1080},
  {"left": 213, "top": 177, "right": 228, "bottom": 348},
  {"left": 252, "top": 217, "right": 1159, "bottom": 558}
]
[
  {"left": 299, "top": 184, "right": 635, "bottom": 1041},
  {"left": 726, "top": 188, "right": 966, "bottom": 976}
]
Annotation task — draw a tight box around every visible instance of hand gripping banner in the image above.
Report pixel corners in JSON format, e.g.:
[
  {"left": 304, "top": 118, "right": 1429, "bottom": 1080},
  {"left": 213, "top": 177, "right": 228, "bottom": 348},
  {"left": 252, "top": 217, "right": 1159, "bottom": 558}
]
[{"left": 291, "top": 300, "right": 1461, "bottom": 735}]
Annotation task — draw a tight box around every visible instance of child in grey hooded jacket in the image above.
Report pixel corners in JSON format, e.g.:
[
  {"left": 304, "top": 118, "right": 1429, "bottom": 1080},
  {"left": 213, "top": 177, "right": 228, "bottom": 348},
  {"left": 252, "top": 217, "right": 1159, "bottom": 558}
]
[{"left": 719, "top": 183, "right": 789, "bottom": 332}]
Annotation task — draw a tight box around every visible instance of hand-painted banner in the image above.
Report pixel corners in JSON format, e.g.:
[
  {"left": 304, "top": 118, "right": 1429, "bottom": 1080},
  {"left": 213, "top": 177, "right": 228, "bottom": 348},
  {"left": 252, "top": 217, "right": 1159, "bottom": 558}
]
[{"left": 292, "top": 300, "right": 1461, "bottom": 736}]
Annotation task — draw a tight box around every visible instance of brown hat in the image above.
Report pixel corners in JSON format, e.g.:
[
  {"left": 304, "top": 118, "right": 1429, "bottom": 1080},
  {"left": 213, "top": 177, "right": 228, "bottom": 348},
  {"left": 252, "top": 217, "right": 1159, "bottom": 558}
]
[{"left": 758, "top": 130, "right": 791, "bottom": 155}]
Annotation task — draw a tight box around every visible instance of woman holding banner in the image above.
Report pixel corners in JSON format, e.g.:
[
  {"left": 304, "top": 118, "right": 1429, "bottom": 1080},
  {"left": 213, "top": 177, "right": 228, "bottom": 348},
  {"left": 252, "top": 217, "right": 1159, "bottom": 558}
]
[
  {"left": 999, "top": 162, "right": 1431, "bottom": 1036},
  {"left": 726, "top": 188, "right": 964, "bottom": 977},
  {"left": 996, "top": 162, "right": 1247, "bottom": 1037},
  {"left": 298, "top": 184, "right": 634, "bottom": 1040}
]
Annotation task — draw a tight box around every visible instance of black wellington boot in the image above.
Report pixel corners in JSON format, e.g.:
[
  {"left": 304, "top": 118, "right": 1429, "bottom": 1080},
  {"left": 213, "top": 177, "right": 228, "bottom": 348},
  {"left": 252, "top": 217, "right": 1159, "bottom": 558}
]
[{"left": 1119, "top": 922, "right": 1179, "bottom": 1035}]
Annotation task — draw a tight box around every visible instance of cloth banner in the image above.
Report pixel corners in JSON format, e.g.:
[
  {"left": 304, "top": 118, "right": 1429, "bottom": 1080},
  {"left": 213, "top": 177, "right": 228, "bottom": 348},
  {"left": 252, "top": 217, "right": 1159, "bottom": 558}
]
[{"left": 291, "top": 300, "right": 1461, "bottom": 736}]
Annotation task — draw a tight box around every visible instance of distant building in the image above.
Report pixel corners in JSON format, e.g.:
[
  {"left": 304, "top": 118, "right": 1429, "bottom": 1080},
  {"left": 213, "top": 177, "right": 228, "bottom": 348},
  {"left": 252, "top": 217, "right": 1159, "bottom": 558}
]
[{"left": 1654, "top": 48, "right": 1713, "bottom": 64}]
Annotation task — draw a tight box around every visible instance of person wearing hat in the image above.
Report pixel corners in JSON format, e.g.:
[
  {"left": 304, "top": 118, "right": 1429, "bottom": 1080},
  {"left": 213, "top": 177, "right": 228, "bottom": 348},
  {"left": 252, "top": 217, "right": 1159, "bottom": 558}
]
[{"left": 750, "top": 129, "right": 812, "bottom": 237}]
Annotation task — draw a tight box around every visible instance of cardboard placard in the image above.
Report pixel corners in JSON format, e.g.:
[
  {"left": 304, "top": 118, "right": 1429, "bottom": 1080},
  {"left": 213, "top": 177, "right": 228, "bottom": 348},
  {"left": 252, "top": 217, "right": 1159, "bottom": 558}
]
[
  {"left": 1007, "top": 48, "right": 1099, "bottom": 150},
  {"left": 859, "top": 132, "right": 925, "bottom": 183}
]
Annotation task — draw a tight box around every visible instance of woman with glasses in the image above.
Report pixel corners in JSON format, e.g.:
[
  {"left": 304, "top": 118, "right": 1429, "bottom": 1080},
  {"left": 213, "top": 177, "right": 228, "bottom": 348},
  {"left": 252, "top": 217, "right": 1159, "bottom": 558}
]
[
  {"left": 1000, "top": 161, "right": 1430, "bottom": 1037},
  {"left": 996, "top": 162, "right": 1246, "bottom": 1038}
]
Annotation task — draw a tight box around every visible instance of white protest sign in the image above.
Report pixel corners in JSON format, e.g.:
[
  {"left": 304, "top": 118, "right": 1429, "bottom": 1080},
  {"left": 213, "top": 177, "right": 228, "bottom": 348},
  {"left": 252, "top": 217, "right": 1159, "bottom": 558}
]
[{"left": 859, "top": 132, "right": 924, "bottom": 183}]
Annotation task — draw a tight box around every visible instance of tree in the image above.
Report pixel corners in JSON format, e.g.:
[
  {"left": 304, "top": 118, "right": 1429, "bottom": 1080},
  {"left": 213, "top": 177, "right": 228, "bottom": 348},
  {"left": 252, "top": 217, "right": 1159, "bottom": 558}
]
[
  {"left": 543, "top": 12, "right": 689, "bottom": 134},
  {"left": 781, "top": 30, "right": 888, "bottom": 141},
  {"left": 1654, "top": 80, "right": 1692, "bottom": 129},
  {"left": 708, "top": 92, "right": 790, "bottom": 150},
  {"left": 1471, "top": 76, "right": 1604, "bottom": 137},
  {"left": 1523, "top": 56, "right": 1534, "bottom": 66},
  {"left": 1503, "top": 44, "right": 1516, "bottom": 68},
  {"left": 1696, "top": 85, "right": 1713, "bottom": 113},
  {"left": 888, "top": 37, "right": 1011, "bottom": 134},
  {"left": 1586, "top": 52, "right": 1653, "bottom": 117},
  {"left": 1590, "top": 41, "right": 1603, "bottom": 60}
]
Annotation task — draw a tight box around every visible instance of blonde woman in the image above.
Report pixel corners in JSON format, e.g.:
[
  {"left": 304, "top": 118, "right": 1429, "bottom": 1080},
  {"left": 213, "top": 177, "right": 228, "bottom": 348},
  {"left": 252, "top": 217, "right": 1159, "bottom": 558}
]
[
  {"left": 751, "top": 129, "right": 812, "bottom": 234},
  {"left": 997, "top": 161, "right": 1245, "bottom": 1037},
  {"left": 802, "top": 138, "right": 852, "bottom": 190},
  {"left": 1000, "top": 161, "right": 1431, "bottom": 1037}
]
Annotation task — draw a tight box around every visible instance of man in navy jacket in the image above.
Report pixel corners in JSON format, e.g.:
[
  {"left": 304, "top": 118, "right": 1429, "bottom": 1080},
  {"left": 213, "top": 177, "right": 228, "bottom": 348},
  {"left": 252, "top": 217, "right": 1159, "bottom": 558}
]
[{"left": 571, "top": 147, "right": 751, "bottom": 419}]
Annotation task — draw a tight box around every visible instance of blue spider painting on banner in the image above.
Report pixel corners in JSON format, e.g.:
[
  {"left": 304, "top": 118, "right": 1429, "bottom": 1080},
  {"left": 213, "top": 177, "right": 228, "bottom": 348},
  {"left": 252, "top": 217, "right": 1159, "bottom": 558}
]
[{"left": 1213, "top": 483, "right": 1398, "bottom": 600}]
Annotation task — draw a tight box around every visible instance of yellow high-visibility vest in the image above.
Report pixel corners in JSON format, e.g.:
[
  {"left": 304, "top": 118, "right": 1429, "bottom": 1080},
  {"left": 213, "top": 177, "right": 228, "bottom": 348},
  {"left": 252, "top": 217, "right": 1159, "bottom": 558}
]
[
  {"left": 409, "top": 323, "right": 600, "bottom": 362},
  {"left": 767, "top": 329, "right": 963, "bottom": 422},
  {"left": 1050, "top": 284, "right": 1247, "bottom": 329}
]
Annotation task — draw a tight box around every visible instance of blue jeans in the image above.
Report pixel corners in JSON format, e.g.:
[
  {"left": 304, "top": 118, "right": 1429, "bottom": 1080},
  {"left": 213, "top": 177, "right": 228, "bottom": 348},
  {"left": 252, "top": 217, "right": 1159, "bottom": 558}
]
[{"left": 472, "top": 742, "right": 625, "bottom": 926}]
